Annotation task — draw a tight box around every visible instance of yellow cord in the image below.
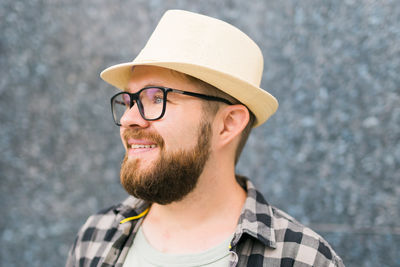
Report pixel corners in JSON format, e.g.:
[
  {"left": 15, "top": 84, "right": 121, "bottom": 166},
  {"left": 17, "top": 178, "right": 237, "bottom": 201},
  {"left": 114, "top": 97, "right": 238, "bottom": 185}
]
[{"left": 120, "top": 208, "right": 150, "bottom": 224}]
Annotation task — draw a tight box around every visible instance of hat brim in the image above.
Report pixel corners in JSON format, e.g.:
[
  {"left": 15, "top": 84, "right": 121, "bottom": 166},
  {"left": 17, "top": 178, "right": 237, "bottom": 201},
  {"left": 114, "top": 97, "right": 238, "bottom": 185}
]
[{"left": 100, "top": 61, "right": 278, "bottom": 127}]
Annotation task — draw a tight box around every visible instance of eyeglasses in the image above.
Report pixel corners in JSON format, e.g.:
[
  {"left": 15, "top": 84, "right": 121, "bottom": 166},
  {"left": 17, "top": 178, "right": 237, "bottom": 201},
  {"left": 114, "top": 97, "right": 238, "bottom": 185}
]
[{"left": 110, "top": 86, "right": 233, "bottom": 126}]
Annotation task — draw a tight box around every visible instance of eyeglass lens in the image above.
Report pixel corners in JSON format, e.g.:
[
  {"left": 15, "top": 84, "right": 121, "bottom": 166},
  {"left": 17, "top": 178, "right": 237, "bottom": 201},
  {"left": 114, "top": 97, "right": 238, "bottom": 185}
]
[{"left": 112, "top": 88, "right": 165, "bottom": 124}]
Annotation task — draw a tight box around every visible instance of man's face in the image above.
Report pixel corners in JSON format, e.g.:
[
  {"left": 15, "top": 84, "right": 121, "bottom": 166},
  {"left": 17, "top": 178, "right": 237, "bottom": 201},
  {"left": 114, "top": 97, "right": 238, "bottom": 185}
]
[{"left": 118, "top": 66, "right": 214, "bottom": 204}]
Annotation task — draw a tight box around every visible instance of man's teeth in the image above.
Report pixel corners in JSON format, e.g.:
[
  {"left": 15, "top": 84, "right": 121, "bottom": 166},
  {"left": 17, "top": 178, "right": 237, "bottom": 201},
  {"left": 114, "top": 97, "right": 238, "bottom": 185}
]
[{"left": 131, "top": 144, "right": 157, "bottom": 149}]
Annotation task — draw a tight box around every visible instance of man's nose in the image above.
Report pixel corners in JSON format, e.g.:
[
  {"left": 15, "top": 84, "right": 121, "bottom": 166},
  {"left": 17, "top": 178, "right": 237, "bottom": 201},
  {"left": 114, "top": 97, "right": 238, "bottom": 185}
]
[{"left": 119, "top": 102, "right": 150, "bottom": 128}]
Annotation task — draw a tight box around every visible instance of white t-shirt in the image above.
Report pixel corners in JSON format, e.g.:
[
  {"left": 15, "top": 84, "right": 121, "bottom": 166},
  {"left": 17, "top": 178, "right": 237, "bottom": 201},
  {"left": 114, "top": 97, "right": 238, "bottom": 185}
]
[{"left": 122, "top": 227, "right": 233, "bottom": 267}]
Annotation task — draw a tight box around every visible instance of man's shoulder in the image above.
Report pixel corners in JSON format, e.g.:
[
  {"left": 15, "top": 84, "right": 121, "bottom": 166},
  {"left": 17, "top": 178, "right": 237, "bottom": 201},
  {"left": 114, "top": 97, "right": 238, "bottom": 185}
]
[
  {"left": 66, "top": 196, "right": 147, "bottom": 266},
  {"left": 71, "top": 201, "right": 123, "bottom": 250},
  {"left": 270, "top": 205, "right": 343, "bottom": 266},
  {"left": 236, "top": 177, "right": 344, "bottom": 266}
]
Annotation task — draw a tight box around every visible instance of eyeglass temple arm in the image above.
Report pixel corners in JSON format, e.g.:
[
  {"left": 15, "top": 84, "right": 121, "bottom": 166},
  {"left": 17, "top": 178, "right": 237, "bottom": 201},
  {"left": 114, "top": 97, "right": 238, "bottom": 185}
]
[{"left": 169, "top": 89, "right": 233, "bottom": 105}]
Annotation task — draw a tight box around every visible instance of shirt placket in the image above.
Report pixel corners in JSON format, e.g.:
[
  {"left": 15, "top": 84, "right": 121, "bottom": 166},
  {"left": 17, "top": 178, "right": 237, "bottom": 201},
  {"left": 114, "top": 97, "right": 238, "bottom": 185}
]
[{"left": 101, "top": 216, "right": 144, "bottom": 267}]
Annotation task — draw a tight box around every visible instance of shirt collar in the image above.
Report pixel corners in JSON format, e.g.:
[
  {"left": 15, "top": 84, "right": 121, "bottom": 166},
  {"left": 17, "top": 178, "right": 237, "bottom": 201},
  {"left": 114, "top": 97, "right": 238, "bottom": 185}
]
[
  {"left": 233, "top": 176, "right": 277, "bottom": 248},
  {"left": 113, "top": 176, "right": 277, "bottom": 248},
  {"left": 113, "top": 196, "right": 150, "bottom": 220}
]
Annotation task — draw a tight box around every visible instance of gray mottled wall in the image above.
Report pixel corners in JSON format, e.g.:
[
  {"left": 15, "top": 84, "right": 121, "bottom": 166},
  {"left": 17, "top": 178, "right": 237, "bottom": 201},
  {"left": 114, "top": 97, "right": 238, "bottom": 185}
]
[{"left": 1, "top": 0, "right": 399, "bottom": 266}]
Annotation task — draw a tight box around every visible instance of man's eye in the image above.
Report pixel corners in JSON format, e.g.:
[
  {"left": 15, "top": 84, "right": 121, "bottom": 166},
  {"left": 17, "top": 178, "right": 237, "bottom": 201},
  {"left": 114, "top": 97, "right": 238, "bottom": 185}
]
[{"left": 153, "top": 96, "right": 163, "bottom": 104}]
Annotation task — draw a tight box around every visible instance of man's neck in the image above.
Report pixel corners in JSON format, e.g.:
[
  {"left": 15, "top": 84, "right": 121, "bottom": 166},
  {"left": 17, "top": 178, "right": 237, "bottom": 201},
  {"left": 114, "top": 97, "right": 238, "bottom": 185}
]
[{"left": 141, "top": 159, "right": 246, "bottom": 253}]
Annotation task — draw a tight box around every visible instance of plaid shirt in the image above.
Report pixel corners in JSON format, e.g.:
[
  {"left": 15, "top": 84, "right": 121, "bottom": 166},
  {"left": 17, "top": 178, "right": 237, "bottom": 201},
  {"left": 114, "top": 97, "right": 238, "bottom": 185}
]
[{"left": 66, "top": 177, "right": 344, "bottom": 267}]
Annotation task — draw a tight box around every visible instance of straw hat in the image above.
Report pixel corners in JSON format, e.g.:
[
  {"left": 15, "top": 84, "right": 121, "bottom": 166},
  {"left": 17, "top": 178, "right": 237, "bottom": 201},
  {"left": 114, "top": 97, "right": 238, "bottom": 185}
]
[{"left": 100, "top": 9, "right": 278, "bottom": 127}]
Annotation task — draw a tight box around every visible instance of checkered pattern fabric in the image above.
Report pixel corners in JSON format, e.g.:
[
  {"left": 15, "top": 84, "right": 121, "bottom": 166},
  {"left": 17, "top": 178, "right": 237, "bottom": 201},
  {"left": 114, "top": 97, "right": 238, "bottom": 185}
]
[{"left": 66, "top": 177, "right": 344, "bottom": 267}]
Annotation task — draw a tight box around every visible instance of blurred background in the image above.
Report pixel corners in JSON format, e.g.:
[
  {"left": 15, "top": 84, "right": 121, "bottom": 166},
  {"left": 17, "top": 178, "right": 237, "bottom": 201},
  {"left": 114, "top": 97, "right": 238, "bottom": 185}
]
[{"left": 1, "top": 0, "right": 399, "bottom": 266}]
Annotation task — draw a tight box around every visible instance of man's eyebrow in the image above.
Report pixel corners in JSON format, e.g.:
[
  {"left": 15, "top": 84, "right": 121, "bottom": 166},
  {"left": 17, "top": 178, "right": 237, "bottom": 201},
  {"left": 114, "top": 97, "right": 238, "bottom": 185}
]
[
  {"left": 143, "top": 83, "right": 165, "bottom": 88},
  {"left": 125, "top": 83, "right": 167, "bottom": 92}
]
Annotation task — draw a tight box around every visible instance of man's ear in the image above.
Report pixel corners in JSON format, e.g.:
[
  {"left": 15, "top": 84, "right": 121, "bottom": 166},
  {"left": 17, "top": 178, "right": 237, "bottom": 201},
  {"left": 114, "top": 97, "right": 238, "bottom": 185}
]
[{"left": 214, "top": 104, "right": 249, "bottom": 147}]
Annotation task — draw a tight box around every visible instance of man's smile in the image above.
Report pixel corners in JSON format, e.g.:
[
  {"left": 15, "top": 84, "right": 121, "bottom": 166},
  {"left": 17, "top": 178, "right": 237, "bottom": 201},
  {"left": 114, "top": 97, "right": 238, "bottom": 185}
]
[{"left": 127, "top": 139, "right": 159, "bottom": 155}]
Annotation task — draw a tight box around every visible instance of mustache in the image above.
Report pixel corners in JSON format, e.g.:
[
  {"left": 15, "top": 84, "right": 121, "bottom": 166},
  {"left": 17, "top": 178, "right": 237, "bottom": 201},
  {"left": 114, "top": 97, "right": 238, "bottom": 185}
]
[{"left": 122, "top": 129, "right": 165, "bottom": 148}]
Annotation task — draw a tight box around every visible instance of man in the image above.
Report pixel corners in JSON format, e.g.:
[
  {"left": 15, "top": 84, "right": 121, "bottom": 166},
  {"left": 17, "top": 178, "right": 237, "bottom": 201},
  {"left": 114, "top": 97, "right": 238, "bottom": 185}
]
[{"left": 67, "top": 10, "right": 344, "bottom": 267}]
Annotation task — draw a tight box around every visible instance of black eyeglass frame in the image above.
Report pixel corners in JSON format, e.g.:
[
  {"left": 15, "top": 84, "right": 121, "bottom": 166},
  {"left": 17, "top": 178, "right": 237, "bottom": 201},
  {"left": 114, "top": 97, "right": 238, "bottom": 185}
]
[{"left": 110, "top": 86, "right": 233, "bottom": 126}]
